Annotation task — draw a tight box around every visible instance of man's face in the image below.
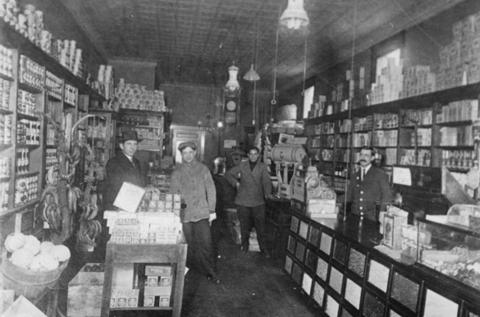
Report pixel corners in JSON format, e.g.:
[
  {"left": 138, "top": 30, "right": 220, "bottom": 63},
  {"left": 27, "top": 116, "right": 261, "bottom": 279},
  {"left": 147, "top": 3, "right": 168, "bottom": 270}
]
[
  {"left": 120, "top": 140, "right": 138, "bottom": 157},
  {"left": 248, "top": 149, "right": 259, "bottom": 163},
  {"left": 181, "top": 147, "right": 196, "bottom": 163},
  {"left": 359, "top": 149, "right": 374, "bottom": 167}
]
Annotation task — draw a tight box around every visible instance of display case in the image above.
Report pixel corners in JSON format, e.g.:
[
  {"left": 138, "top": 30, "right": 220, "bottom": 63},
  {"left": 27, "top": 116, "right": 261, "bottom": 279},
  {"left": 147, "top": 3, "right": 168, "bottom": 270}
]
[
  {"left": 284, "top": 209, "right": 480, "bottom": 317},
  {"left": 417, "top": 217, "right": 480, "bottom": 292}
]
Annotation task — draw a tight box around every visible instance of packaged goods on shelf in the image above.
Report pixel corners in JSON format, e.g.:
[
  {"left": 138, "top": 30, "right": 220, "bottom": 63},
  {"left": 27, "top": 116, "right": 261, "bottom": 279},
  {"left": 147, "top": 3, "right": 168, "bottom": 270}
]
[
  {"left": 64, "top": 83, "right": 78, "bottom": 106},
  {"left": 437, "top": 11, "right": 480, "bottom": 89},
  {"left": 338, "top": 119, "right": 352, "bottom": 133},
  {"left": 321, "top": 149, "right": 334, "bottom": 161},
  {"left": 19, "top": 55, "right": 44, "bottom": 90},
  {"left": 399, "top": 149, "right": 431, "bottom": 167},
  {"left": 352, "top": 132, "right": 371, "bottom": 147},
  {"left": 16, "top": 118, "right": 40, "bottom": 145},
  {"left": 14, "top": 174, "right": 38, "bottom": 206},
  {"left": 17, "top": 89, "right": 36, "bottom": 116},
  {"left": 45, "top": 71, "right": 63, "bottom": 100},
  {"left": 0, "top": 113, "right": 13, "bottom": 145},
  {"left": 110, "top": 289, "right": 139, "bottom": 309},
  {"left": 353, "top": 115, "right": 373, "bottom": 131},
  {"left": 402, "top": 109, "right": 433, "bottom": 126},
  {"left": 0, "top": 181, "right": 8, "bottom": 212},
  {"left": 115, "top": 82, "right": 168, "bottom": 112},
  {"left": 373, "top": 130, "right": 398, "bottom": 147},
  {"left": 442, "top": 150, "right": 475, "bottom": 169},
  {"left": 0, "top": 156, "right": 10, "bottom": 178},
  {"left": 0, "top": 78, "right": 11, "bottom": 110},
  {"left": 385, "top": 148, "right": 397, "bottom": 166},
  {"left": 374, "top": 113, "right": 398, "bottom": 129},
  {"left": 0, "top": 44, "right": 14, "bottom": 77},
  {"left": 439, "top": 126, "right": 473, "bottom": 146},
  {"left": 437, "top": 99, "right": 479, "bottom": 123},
  {"left": 45, "top": 148, "right": 58, "bottom": 170},
  {"left": 335, "top": 134, "right": 350, "bottom": 148},
  {"left": 400, "top": 65, "right": 436, "bottom": 98},
  {"left": 16, "top": 148, "right": 30, "bottom": 174},
  {"left": 369, "top": 57, "right": 403, "bottom": 105}
]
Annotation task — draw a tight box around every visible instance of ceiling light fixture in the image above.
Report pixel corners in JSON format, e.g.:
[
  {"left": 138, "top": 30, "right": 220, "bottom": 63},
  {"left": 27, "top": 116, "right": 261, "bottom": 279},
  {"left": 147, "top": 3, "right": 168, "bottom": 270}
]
[
  {"left": 225, "top": 64, "right": 240, "bottom": 97},
  {"left": 243, "top": 64, "right": 260, "bottom": 82},
  {"left": 279, "top": 0, "right": 309, "bottom": 34}
]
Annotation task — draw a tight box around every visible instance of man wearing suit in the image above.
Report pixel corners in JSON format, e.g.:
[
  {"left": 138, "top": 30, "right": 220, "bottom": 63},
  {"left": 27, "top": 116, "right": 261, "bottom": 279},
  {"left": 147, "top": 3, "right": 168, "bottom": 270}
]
[
  {"left": 103, "top": 130, "right": 145, "bottom": 210},
  {"left": 226, "top": 146, "right": 272, "bottom": 257},
  {"left": 348, "top": 147, "right": 393, "bottom": 221}
]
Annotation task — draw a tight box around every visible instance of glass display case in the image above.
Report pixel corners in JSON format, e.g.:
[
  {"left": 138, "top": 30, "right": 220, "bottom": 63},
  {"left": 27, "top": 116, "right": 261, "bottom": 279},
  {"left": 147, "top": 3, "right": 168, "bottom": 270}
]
[{"left": 417, "top": 217, "right": 480, "bottom": 291}]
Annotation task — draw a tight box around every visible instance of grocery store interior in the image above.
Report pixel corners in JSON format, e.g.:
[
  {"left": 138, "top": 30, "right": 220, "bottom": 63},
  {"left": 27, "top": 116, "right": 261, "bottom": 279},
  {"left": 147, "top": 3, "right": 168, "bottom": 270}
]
[{"left": 2, "top": 0, "right": 480, "bottom": 316}]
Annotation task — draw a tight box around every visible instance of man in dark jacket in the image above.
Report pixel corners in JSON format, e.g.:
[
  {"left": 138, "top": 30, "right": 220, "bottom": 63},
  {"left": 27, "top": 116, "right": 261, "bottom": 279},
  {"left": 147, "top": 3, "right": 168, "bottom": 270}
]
[
  {"left": 347, "top": 147, "right": 393, "bottom": 221},
  {"left": 226, "top": 146, "right": 272, "bottom": 257},
  {"left": 103, "top": 130, "right": 145, "bottom": 210}
]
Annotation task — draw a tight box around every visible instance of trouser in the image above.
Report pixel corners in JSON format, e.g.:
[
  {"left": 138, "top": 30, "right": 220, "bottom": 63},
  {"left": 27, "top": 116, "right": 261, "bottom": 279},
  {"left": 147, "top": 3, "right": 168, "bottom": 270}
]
[
  {"left": 237, "top": 204, "right": 267, "bottom": 252},
  {"left": 182, "top": 219, "right": 217, "bottom": 277}
]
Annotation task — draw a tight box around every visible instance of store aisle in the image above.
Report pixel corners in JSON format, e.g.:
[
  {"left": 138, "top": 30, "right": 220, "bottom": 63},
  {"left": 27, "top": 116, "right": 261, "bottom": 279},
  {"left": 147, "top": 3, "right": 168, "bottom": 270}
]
[{"left": 181, "top": 238, "right": 317, "bottom": 317}]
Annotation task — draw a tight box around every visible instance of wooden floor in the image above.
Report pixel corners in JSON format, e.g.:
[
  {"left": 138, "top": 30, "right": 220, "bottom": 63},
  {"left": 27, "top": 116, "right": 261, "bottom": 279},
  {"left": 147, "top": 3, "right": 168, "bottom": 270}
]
[
  {"left": 57, "top": 223, "right": 318, "bottom": 317},
  {"left": 180, "top": 239, "right": 317, "bottom": 317}
]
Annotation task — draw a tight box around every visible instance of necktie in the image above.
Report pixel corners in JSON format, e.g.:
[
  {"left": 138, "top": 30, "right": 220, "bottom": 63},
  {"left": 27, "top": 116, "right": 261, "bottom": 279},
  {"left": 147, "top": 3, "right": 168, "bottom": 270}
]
[{"left": 361, "top": 168, "right": 365, "bottom": 181}]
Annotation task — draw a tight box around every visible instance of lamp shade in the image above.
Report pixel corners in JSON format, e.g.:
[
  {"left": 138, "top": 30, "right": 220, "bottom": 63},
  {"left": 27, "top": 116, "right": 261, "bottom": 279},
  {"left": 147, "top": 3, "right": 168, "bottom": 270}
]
[
  {"left": 225, "top": 65, "right": 240, "bottom": 95},
  {"left": 279, "top": 0, "right": 309, "bottom": 31},
  {"left": 243, "top": 64, "right": 260, "bottom": 81}
]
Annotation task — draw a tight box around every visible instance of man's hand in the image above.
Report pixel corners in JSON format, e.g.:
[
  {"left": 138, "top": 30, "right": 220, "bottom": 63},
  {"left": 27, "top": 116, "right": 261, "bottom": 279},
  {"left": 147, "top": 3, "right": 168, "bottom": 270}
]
[{"left": 209, "top": 213, "right": 217, "bottom": 224}]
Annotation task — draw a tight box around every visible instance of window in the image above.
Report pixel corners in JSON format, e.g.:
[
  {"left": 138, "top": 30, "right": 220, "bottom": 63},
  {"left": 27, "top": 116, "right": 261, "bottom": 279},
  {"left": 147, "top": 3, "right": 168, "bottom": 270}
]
[{"left": 303, "top": 85, "right": 315, "bottom": 119}]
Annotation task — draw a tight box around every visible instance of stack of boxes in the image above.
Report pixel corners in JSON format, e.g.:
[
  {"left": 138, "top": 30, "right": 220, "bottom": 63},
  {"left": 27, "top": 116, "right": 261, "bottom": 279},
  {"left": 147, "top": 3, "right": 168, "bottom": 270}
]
[
  {"left": 115, "top": 82, "right": 167, "bottom": 112},
  {"left": 436, "top": 99, "right": 479, "bottom": 123},
  {"left": 369, "top": 57, "right": 403, "bottom": 105},
  {"left": 400, "top": 65, "right": 436, "bottom": 98},
  {"left": 143, "top": 265, "right": 173, "bottom": 307},
  {"left": 437, "top": 12, "right": 480, "bottom": 90}
]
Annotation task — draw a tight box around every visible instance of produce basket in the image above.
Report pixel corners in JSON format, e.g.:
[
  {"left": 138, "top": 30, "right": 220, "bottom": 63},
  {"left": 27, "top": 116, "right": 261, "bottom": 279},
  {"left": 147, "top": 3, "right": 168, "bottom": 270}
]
[{"left": 0, "top": 252, "right": 69, "bottom": 301}]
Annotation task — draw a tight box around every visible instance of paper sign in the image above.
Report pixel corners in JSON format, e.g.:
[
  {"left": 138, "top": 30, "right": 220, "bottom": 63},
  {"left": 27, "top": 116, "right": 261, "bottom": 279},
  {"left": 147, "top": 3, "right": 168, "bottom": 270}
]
[
  {"left": 223, "top": 139, "right": 237, "bottom": 148},
  {"left": 392, "top": 167, "right": 412, "bottom": 186},
  {"left": 113, "top": 182, "right": 146, "bottom": 213}
]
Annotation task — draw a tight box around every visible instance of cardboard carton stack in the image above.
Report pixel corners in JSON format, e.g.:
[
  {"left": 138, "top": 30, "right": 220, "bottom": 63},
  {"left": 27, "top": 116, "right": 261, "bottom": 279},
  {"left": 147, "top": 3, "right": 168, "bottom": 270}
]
[
  {"left": 143, "top": 265, "right": 173, "bottom": 307},
  {"left": 437, "top": 12, "right": 480, "bottom": 90}
]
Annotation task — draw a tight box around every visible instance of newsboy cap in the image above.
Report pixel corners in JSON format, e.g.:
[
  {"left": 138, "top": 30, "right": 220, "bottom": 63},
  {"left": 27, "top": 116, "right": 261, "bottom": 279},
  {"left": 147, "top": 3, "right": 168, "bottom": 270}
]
[
  {"left": 120, "top": 130, "right": 140, "bottom": 142},
  {"left": 178, "top": 141, "right": 197, "bottom": 151}
]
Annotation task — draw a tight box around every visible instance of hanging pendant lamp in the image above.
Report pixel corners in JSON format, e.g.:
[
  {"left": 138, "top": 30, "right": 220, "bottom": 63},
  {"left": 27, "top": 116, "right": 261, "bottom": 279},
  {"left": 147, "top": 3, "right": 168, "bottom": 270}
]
[
  {"left": 225, "top": 64, "right": 240, "bottom": 96},
  {"left": 279, "top": 0, "right": 309, "bottom": 33},
  {"left": 243, "top": 64, "right": 260, "bottom": 81}
]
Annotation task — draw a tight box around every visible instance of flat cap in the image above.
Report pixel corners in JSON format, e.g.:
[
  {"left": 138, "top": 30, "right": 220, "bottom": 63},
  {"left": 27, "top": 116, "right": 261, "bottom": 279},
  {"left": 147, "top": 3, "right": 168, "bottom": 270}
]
[{"left": 178, "top": 141, "right": 197, "bottom": 151}]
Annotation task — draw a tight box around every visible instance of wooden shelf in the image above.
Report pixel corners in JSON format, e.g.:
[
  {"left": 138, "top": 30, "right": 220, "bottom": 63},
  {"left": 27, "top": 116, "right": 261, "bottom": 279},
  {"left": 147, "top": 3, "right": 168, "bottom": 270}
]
[
  {"left": 0, "top": 144, "right": 12, "bottom": 151},
  {"left": 1, "top": 20, "right": 106, "bottom": 99},
  {"left": 374, "top": 126, "right": 399, "bottom": 130},
  {"left": 436, "top": 145, "right": 474, "bottom": 149},
  {"left": 119, "top": 109, "right": 167, "bottom": 116},
  {"left": 119, "top": 124, "right": 163, "bottom": 129},
  {"left": 305, "top": 81, "right": 480, "bottom": 125},
  {"left": 16, "top": 143, "right": 40, "bottom": 149},
  {"left": 401, "top": 124, "right": 432, "bottom": 128},
  {"left": 18, "top": 81, "right": 43, "bottom": 94},
  {"left": 16, "top": 171, "right": 40, "bottom": 178},
  {"left": 0, "top": 72, "right": 14, "bottom": 81},
  {"left": 436, "top": 120, "right": 472, "bottom": 126},
  {"left": 0, "top": 199, "right": 39, "bottom": 218},
  {"left": 101, "top": 243, "right": 187, "bottom": 317},
  {"left": 110, "top": 307, "right": 173, "bottom": 311},
  {"left": 0, "top": 108, "right": 13, "bottom": 115},
  {"left": 17, "top": 112, "right": 39, "bottom": 120},
  {"left": 46, "top": 92, "right": 62, "bottom": 101}
]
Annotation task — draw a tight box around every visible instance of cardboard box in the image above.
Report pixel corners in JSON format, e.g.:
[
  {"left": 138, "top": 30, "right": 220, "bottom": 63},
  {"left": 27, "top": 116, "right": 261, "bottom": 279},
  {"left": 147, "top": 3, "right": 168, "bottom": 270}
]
[{"left": 67, "top": 263, "right": 105, "bottom": 317}]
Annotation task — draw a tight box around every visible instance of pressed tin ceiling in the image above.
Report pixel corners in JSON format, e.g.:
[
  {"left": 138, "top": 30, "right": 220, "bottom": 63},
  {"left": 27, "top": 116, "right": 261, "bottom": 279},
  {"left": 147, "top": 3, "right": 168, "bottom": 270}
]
[{"left": 60, "top": 0, "right": 464, "bottom": 89}]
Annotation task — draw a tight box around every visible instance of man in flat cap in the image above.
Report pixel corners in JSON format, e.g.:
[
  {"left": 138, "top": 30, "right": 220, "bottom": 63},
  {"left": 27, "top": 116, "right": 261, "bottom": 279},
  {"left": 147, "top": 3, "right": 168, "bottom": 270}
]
[
  {"left": 170, "top": 141, "right": 219, "bottom": 283},
  {"left": 102, "top": 130, "right": 145, "bottom": 210}
]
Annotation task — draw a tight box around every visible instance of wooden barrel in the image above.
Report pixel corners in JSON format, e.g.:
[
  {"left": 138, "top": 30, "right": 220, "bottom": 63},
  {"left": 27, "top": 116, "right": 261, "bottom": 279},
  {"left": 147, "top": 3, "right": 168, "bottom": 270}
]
[{"left": 0, "top": 256, "right": 68, "bottom": 301}]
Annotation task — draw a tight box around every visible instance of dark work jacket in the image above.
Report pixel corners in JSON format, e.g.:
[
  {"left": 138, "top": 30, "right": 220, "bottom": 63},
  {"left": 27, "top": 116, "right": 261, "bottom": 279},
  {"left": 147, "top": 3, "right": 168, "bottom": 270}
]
[
  {"left": 103, "top": 153, "right": 145, "bottom": 210},
  {"left": 225, "top": 161, "right": 272, "bottom": 207},
  {"left": 347, "top": 165, "right": 393, "bottom": 221}
]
